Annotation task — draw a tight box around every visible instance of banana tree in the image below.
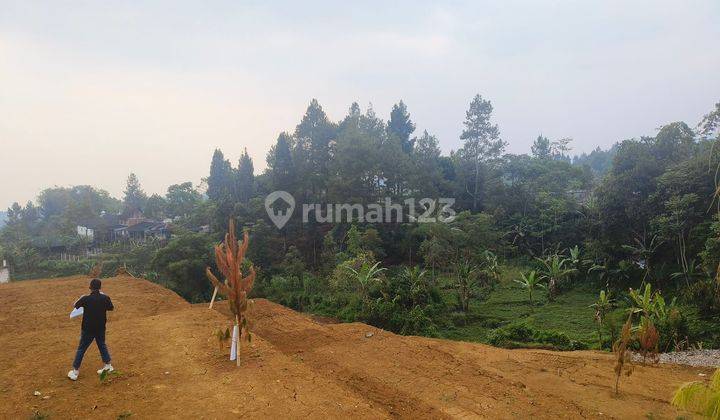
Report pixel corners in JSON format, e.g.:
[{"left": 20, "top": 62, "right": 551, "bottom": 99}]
[
  {"left": 345, "top": 261, "right": 386, "bottom": 302},
  {"left": 672, "top": 369, "right": 720, "bottom": 418},
  {"left": 403, "top": 266, "right": 431, "bottom": 306},
  {"left": 589, "top": 290, "right": 615, "bottom": 348},
  {"left": 589, "top": 260, "right": 634, "bottom": 290},
  {"left": 481, "top": 250, "right": 501, "bottom": 284},
  {"left": 514, "top": 270, "right": 545, "bottom": 309},
  {"left": 567, "top": 245, "right": 588, "bottom": 273},
  {"left": 670, "top": 260, "right": 706, "bottom": 286},
  {"left": 455, "top": 261, "right": 479, "bottom": 312},
  {"left": 536, "top": 254, "right": 577, "bottom": 300},
  {"left": 621, "top": 234, "right": 663, "bottom": 282},
  {"left": 628, "top": 284, "right": 660, "bottom": 362}
]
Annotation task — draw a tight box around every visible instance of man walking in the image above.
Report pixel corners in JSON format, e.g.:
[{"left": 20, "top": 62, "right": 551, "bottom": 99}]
[{"left": 68, "top": 278, "right": 114, "bottom": 381}]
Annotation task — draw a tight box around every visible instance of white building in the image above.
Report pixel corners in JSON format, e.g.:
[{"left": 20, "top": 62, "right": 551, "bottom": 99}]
[
  {"left": 0, "top": 260, "right": 9, "bottom": 284},
  {"left": 76, "top": 225, "right": 94, "bottom": 240}
]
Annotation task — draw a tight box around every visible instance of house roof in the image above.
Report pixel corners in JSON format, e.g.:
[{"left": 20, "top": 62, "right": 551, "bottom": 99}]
[
  {"left": 100, "top": 212, "right": 122, "bottom": 226},
  {"left": 77, "top": 212, "right": 123, "bottom": 230},
  {"left": 121, "top": 221, "right": 168, "bottom": 233}
]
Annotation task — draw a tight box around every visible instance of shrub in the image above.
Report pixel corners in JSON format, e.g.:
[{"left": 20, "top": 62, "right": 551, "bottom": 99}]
[
  {"left": 672, "top": 368, "right": 720, "bottom": 418},
  {"left": 151, "top": 233, "right": 215, "bottom": 302},
  {"left": 655, "top": 305, "right": 689, "bottom": 352},
  {"left": 488, "top": 321, "right": 588, "bottom": 351},
  {"left": 13, "top": 259, "right": 93, "bottom": 280},
  {"left": 329, "top": 251, "right": 377, "bottom": 293}
]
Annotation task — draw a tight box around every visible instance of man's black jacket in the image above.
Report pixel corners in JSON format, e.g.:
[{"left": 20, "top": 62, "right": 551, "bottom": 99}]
[{"left": 74, "top": 290, "right": 114, "bottom": 334}]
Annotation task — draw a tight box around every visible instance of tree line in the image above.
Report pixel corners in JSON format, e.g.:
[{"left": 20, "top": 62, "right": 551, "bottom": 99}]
[{"left": 2, "top": 96, "right": 719, "bottom": 344}]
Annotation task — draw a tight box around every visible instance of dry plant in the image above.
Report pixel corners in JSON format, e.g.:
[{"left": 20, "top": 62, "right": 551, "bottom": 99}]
[
  {"left": 637, "top": 317, "right": 659, "bottom": 364},
  {"left": 116, "top": 263, "right": 133, "bottom": 277},
  {"left": 612, "top": 312, "right": 634, "bottom": 395},
  {"left": 206, "top": 219, "right": 256, "bottom": 366},
  {"left": 215, "top": 327, "right": 231, "bottom": 350},
  {"left": 88, "top": 261, "right": 103, "bottom": 278}
]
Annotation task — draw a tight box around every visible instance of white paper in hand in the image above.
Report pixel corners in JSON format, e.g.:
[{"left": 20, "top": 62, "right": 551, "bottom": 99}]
[{"left": 70, "top": 307, "right": 84, "bottom": 319}]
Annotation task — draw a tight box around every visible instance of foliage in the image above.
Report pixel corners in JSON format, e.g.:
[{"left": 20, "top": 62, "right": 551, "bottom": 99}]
[
  {"left": 123, "top": 173, "right": 148, "bottom": 214},
  {"left": 330, "top": 252, "right": 377, "bottom": 294},
  {"left": 150, "top": 234, "right": 214, "bottom": 302},
  {"left": 3, "top": 97, "right": 720, "bottom": 356},
  {"left": 344, "top": 261, "right": 386, "bottom": 302},
  {"left": 207, "top": 149, "right": 234, "bottom": 202},
  {"left": 364, "top": 266, "right": 446, "bottom": 336},
  {"left": 99, "top": 369, "right": 121, "bottom": 383},
  {"left": 589, "top": 290, "right": 615, "bottom": 349},
  {"left": 457, "top": 94, "right": 505, "bottom": 211},
  {"left": 454, "top": 261, "right": 480, "bottom": 312},
  {"left": 513, "top": 270, "right": 545, "bottom": 307},
  {"left": 487, "top": 321, "right": 587, "bottom": 351},
  {"left": 536, "top": 253, "right": 577, "bottom": 300},
  {"left": 11, "top": 259, "right": 94, "bottom": 280},
  {"left": 672, "top": 368, "right": 720, "bottom": 419}
]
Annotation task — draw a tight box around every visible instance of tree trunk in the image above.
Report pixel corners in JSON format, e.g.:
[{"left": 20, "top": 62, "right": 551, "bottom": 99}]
[{"left": 473, "top": 158, "right": 480, "bottom": 211}]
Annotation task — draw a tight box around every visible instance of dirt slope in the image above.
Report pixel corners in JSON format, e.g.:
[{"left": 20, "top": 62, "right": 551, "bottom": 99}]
[{"left": 0, "top": 276, "right": 707, "bottom": 419}]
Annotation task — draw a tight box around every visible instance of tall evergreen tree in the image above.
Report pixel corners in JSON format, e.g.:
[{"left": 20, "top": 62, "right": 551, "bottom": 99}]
[
  {"left": 531, "top": 135, "right": 552, "bottom": 159},
  {"left": 267, "top": 132, "right": 295, "bottom": 192},
  {"left": 331, "top": 105, "right": 385, "bottom": 203},
  {"left": 294, "top": 99, "right": 336, "bottom": 201},
  {"left": 388, "top": 100, "right": 416, "bottom": 153},
  {"left": 236, "top": 148, "right": 255, "bottom": 203},
  {"left": 207, "top": 149, "right": 233, "bottom": 201},
  {"left": 411, "top": 130, "right": 444, "bottom": 197},
  {"left": 459, "top": 94, "right": 505, "bottom": 211},
  {"left": 6, "top": 202, "right": 22, "bottom": 223},
  {"left": 123, "top": 173, "right": 148, "bottom": 213}
]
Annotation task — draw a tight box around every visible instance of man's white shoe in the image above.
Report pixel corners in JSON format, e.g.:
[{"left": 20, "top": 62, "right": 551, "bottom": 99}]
[
  {"left": 97, "top": 364, "right": 114, "bottom": 375},
  {"left": 67, "top": 369, "right": 79, "bottom": 381}
]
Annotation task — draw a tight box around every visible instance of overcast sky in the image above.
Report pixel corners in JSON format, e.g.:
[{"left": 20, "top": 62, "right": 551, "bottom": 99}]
[{"left": 1, "top": 1, "right": 719, "bottom": 209}]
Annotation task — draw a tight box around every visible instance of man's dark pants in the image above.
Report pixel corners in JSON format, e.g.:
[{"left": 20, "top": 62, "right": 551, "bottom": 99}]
[{"left": 72, "top": 329, "right": 111, "bottom": 370}]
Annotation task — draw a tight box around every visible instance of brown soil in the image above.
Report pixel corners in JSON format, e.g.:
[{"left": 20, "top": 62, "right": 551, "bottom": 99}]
[{"left": 0, "top": 275, "right": 706, "bottom": 419}]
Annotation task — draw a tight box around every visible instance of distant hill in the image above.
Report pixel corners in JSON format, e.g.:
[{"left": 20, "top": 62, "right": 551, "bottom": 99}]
[{"left": 0, "top": 211, "right": 6, "bottom": 229}]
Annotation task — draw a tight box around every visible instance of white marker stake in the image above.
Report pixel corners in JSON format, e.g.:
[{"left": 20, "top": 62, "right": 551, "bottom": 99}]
[
  {"left": 208, "top": 286, "right": 218, "bottom": 309},
  {"left": 230, "top": 324, "right": 239, "bottom": 361}
]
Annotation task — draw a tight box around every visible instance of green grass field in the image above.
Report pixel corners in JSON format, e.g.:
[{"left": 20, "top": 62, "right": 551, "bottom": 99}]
[{"left": 438, "top": 263, "right": 620, "bottom": 349}]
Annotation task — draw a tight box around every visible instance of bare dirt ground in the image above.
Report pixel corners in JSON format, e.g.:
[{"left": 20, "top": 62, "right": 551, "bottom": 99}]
[{"left": 0, "top": 275, "right": 709, "bottom": 419}]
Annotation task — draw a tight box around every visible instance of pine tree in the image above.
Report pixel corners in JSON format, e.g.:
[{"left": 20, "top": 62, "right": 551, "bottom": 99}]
[
  {"left": 123, "top": 173, "right": 148, "bottom": 213},
  {"left": 388, "top": 100, "right": 416, "bottom": 153},
  {"left": 412, "top": 130, "right": 444, "bottom": 197},
  {"left": 207, "top": 149, "right": 234, "bottom": 202},
  {"left": 459, "top": 94, "right": 505, "bottom": 211},
  {"left": 294, "top": 99, "right": 335, "bottom": 201},
  {"left": 267, "top": 132, "right": 295, "bottom": 192},
  {"left": 236, "top": 148, "right": 254, "bottom": 203},
  {"left": 531, "top": 135, "right": 551, "bottom": 159}
]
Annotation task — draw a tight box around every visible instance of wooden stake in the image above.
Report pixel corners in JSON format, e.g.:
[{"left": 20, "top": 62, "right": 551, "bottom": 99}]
[{"left": 208, "top": 286, "right": 219, "bottom": 309}]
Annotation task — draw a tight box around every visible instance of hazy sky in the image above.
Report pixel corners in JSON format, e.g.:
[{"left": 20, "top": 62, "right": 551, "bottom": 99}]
[{"left": 1, "top": 1, "right": 719, "bottom": 209}]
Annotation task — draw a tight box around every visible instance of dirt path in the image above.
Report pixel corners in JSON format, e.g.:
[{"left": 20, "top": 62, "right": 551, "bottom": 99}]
[{"left": 0, "top": 276, "right": 707, "bottom": 419}]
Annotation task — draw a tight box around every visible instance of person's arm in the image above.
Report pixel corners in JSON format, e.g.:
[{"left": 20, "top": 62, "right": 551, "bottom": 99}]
[
  {"left": 106, "top": 295, "right": 114, "bottom": 311},
  {"left": 74, "top": 295, "right": 85, "bottom": 309}
]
